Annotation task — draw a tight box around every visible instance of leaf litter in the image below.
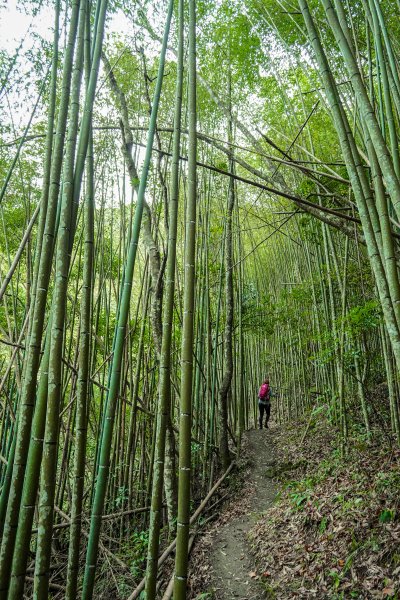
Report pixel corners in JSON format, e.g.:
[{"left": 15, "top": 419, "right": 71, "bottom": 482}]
[
  {"left": 187, "top": 417, "right": 400, "bottom": 599},
  {"left": 249, "top": 417, "right": 400, "bottom": 599}
]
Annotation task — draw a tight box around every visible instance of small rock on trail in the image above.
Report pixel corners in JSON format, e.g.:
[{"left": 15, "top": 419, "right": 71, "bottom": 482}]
[{"left": 209, "top": 428, "right": 277, "bottom": 599}]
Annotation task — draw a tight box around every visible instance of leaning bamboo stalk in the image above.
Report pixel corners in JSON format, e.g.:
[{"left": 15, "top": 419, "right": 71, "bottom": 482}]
[
  {"left": 144, "top": 0, "right": 183, "bottom": 594},
  {"left": 0, "top": 203, "right": 40, "bottom": 304},
  {"left": 321, "top": 0, "right": 400, "bottom": 220},
  {"left": 162, "top": 533, "right": 197, "bottom": 600},
  {"left": 81, "top": 5, "right": 173, "bottom": 597},
  {"left": 298, "top": 0, "right": 400, "bottom": 374}
]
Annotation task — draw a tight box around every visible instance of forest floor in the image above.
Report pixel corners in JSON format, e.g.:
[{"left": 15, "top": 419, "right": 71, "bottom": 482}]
[
  {"left": 188, "top": 426, "right": 278, "bottom": 599},
  {"left": 188, "top": 414, "right": 400, "bottom": 600},
  {"left": 207, "top": 428, "right": 277, "bottom": 599}
]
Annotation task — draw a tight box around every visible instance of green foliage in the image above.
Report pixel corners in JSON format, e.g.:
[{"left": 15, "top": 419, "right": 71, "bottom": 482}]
[
  {"left": 379, "top": 509, "right": 396, "bottom": 523},
  {"left": 376, "top": 470, "right": 400, "bottom": 493},
  {"left": 241, "top": 283, "right": 276, "bottom": 334},
  {"left": 123, "top": 529, "right": 150, "bottom": 579},
  {"left": 319, "top": 516, "right": 328, "bottom": 534},
  {"left": 191, "top": 441, "right": 201, "bottom": 462},
  {"left": 344, "top": 300, "right": 382, "bottom": 335},
  {"left": 289, "top": 490, "right": 310, "bottom": 509},
  {"left": 114, "top": 486, "right": 129, "bottom": 509},
  {"left": 297, "top": 214, "right": 322, "bottom": 245}
]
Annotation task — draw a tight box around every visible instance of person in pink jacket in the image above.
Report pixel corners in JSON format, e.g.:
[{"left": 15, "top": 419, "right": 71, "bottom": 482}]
[{"left": 258, "top": 378, "right": 271, "bottom": 429}]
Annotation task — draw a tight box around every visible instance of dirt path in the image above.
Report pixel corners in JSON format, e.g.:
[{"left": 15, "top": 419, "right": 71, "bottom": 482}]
[{"left": 209, "top": 428, "right": 277, "bottom": 599}]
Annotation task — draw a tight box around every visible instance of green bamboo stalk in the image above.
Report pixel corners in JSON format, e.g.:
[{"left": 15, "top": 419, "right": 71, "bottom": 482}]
[
  {"left": 219, "top": 56, "right": 235, "bottom": 471},
  {"left": 173, "top": 0, "right": 197, "bottom": 595},
  {"left": 0, "top": 2, "right": 80, "bottom": 592},
  {"left": 367, "top": 0, "right": 400, "bottom": 178},
  {"left": 298, "top": 0, "right": 400, "bottom": 375},
  {"left": 65, "top": 15, "right": 95, "bottom": 596},
  {"left": 321, "top": 0, "right": 400, "bottom": 221},
  {"left": 81, "top": 4, "right": 173, "bottom": 596},
  {"left": 145, "top": 0, "right": 183, "bottom": 594},
  {"left": 33, "top": 2, "right": 88, "bottom": 594}
]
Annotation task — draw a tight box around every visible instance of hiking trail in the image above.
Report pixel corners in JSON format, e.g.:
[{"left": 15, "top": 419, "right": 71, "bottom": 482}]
[{"left": 208, "top": 427, "right": 277, "bottom": 599}]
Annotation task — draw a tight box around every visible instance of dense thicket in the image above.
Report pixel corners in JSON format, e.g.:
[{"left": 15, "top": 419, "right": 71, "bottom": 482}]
[{"left": 0, "top": 0, "right": 400, "bottom": 598}]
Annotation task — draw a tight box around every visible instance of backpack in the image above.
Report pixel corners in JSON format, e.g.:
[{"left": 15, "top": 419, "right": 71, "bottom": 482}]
[{"left": 258, "top": 383, "right": 270, "bottom": 402}]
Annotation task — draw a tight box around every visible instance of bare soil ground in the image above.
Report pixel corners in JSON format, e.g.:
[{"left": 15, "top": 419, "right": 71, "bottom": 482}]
[{"left": 188, "top": 427, "right": 277, "bottom": 599}]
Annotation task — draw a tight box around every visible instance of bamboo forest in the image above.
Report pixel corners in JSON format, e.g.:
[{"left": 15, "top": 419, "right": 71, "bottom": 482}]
[{"left": 1, "top": 0, "right": 400, "bottom": 598}]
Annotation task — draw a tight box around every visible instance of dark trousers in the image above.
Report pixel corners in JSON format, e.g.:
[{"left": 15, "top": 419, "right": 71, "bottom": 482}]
[{"left": 258, "top": 401, "right": 271, "bottom": 428}]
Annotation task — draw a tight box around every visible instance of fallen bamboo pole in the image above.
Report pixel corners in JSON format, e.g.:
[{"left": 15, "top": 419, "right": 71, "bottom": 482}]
[
  {"left": 161, "top": 533, "right": 197, "bottom": 600},
  {"left": 31, "top": 505, "right": 155, "bottom": 534},
  {"left": 127, "top": 461, "right": 235, "bottom": 599}
]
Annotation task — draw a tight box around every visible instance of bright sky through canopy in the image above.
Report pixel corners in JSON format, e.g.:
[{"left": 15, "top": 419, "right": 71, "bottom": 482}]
[
  {"left": 0, "top": 1, "right": 133, "bottom": 54},
  {"left": 0, "top": 2, "right": 53, "bottom": 52}
]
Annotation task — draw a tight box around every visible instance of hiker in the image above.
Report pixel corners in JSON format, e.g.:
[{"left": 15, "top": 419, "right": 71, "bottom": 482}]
[{"left": 258, "top": 378, "right": 271, "bottom": 429}]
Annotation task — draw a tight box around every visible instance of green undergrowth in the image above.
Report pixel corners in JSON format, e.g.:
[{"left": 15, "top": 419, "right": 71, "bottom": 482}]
[{"left": 249, "top": 417, "right": 400, "bottom": 599}]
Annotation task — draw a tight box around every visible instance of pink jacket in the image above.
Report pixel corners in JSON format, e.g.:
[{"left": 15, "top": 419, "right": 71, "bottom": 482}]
[{"left": 259, "top": 383, "right": 270, "bottom": 400}]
